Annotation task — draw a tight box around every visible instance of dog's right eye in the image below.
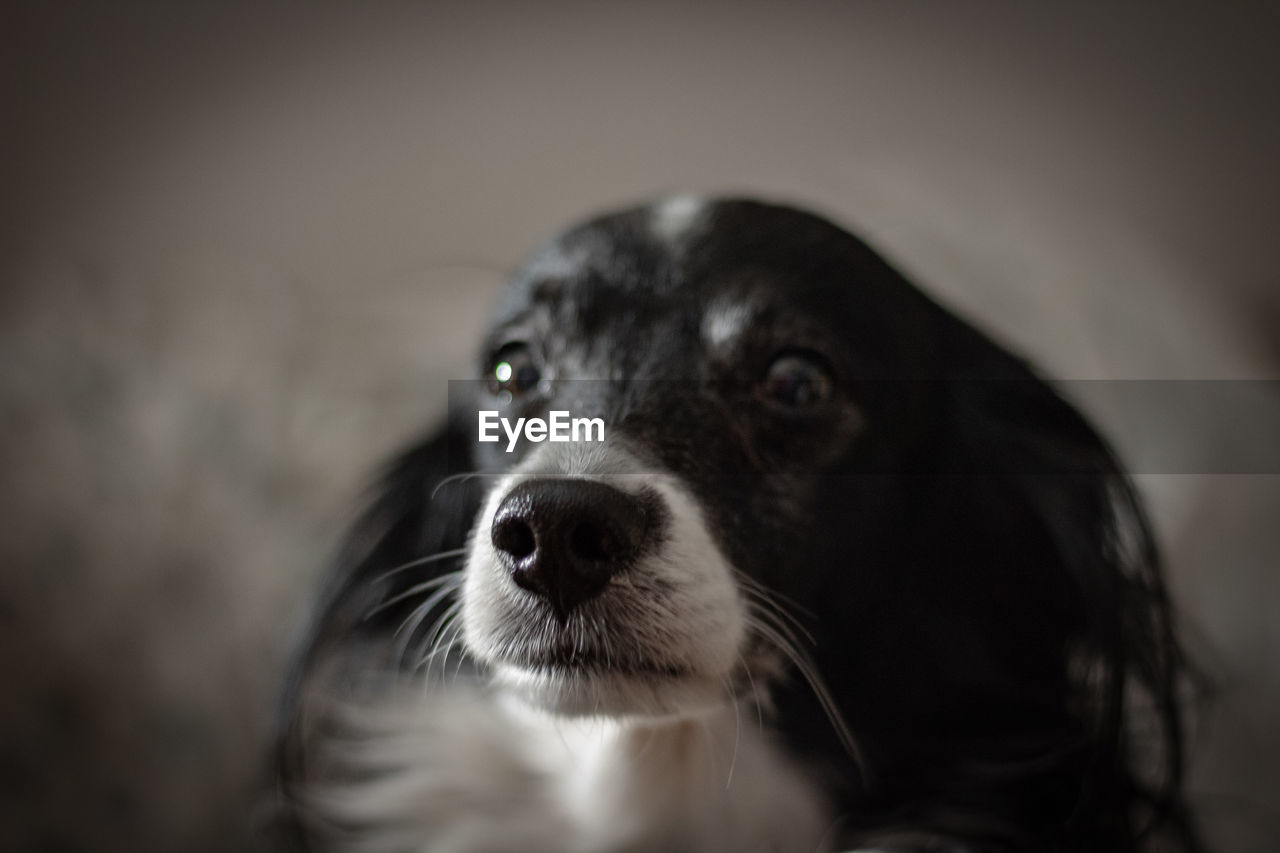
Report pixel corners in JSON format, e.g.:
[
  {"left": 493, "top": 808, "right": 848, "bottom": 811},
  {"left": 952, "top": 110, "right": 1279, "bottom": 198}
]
[
  {"left": 759, "top": 351, "right": 834, "bottom": 409},
  {"left": 488, "top": 343, "right": 542, "bottom": 397}
]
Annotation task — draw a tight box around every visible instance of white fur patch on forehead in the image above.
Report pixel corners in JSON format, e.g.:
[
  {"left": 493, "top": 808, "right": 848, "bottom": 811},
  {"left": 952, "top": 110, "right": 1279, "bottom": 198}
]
[
  {"left": 649, "top": 194, "right": 707, "bottom": 245},
  {"left": 701, "top": 296, "right": 757, "bottom": 349}
]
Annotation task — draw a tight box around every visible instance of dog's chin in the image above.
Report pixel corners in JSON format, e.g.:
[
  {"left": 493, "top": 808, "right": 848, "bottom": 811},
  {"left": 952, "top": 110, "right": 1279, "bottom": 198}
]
[{"left": 490, "top": 661, "right": 730, "bottom": 720}]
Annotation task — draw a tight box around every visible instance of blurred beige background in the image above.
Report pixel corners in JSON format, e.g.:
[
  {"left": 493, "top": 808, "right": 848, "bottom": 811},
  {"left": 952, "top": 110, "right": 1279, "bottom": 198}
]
[{"left": 2, "top": 2, "right": 1277, "bottom": 851}]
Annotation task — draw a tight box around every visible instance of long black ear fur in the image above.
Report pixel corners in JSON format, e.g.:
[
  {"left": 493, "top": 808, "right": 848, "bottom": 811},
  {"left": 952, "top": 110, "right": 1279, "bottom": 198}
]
[
  {"left": 935, "top": 324, "right": 1203, "bottom": 850},
  {"left": 798, "top": 314, "right": 1204, "bottom": 851}
]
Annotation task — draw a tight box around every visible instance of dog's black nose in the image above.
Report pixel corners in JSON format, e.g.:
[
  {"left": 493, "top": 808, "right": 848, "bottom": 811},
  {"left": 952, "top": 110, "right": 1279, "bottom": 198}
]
[{"left": 491, "top": 478, "right": 648, "bottom": 621}]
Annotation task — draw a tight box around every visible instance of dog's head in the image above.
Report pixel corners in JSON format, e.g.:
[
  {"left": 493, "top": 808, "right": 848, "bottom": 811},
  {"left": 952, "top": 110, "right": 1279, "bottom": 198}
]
[
  {"left": 283, "top": 197, "right": 1200, "bottom": 850},
  {"left": 459, "top": 196, "right": 901, "bottom": 721}
]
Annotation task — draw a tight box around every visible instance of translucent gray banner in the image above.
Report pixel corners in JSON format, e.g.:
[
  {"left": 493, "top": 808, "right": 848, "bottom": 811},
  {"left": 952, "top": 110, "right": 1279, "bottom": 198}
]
[{"left": 442, "top": 380, "right": 1280, "bottom": 475}]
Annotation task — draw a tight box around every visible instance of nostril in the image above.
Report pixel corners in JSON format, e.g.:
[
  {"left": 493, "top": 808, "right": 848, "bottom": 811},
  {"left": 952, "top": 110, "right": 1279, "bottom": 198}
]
[
  {"left": 492, "top": 517, "right": 536, "bottom": 559},
  {"left": 569, "top": 521, "right": 619, "bottom": 563}
]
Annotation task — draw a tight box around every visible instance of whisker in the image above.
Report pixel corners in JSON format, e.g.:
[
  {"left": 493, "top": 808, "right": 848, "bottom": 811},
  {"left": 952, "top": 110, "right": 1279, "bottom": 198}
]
[
  {"left": 740, "top": 599, "right": 814, "bottom": 650},
  {"left": 736, "top": 651, "right": 765, "bottom": 736},
  {"left": 732, "top": 569, "right": 817, "bottom": 621},
  {"left": 733, "top": 571, "right": 817, "bottom": 644},
  {"left": 365, "top": 570, "right": 465, "bottom": 620},
  {"left": 721, "top": 673, "right": 742, "bottom": 791},
  {"left": 429, "top": 471, "right": 503, "bottom": 502},
  {"left": 747, "top": 617, "right": 870, "bottom": 786},
  {"left": 418, "top": 603, "right": 465, "bottom": 682},
  {"left": 393, "top": 580, "right": 463, "bottom": 640},
  {"left": 423, "top": 625, "right": 459, "bottom": 683},
  {"left": 451, "top": 622, "right": 472, "bottom": 684},
  {"left": 394, "top": 583, "right": 464, "bottom": 666},
  {"left": 373, "top": 549, "right": 469, "bottom": 585},
  {"left": 419, "top": 617, "right": 464, "bottom": 684},
  {"left": 745, "top": 600, "right": 815, "bottom": 655}
]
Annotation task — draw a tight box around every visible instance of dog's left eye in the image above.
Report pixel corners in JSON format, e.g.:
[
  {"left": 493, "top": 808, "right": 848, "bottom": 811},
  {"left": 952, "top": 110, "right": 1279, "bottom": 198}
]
[
  {"left": 488, "top": 343, "right": 542, "bottom": 396},
  {"left": 759, "top": 352, "right": 834, "bottom": 408}
]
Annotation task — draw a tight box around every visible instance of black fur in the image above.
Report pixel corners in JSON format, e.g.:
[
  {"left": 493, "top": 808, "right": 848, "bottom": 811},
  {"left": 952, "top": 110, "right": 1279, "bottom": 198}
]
[{"left": 277, "top": 199, "right": 1203, "bottom": 851}]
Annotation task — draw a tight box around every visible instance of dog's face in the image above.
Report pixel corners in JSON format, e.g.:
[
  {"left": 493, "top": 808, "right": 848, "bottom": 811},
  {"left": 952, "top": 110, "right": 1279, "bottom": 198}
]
[{"left": 458, "top": 197, "right": 957, "bottom": 720}]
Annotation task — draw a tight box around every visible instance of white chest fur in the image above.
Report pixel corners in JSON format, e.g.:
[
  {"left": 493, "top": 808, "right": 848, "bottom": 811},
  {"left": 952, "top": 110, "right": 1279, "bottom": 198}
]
[{"left": 313, "top": 687, "right": 832, "bottom": 853}]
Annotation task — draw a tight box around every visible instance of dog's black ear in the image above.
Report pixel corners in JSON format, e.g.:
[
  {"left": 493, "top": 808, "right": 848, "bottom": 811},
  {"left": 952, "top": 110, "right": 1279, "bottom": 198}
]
[
  {"left": 938, "top": 334, "right": 1200, "bottom": 849},
  {"left": 273, "top": 415, "right": 484, "bottom": 845}
]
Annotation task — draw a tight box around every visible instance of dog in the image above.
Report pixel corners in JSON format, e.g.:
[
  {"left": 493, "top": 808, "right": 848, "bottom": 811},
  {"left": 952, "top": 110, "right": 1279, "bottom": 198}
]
[{"left": 276, "top": 197, "right": 1203, "bottom": 852}]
